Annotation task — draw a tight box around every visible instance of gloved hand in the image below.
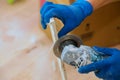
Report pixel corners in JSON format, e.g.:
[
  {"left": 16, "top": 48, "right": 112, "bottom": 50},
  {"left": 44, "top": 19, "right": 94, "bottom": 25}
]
[
  {"left": 40, "top": 0, "right": 93, "bottom": 37},
  {"left": 78, "top": 46, "right": 120, "bottom": 80}
]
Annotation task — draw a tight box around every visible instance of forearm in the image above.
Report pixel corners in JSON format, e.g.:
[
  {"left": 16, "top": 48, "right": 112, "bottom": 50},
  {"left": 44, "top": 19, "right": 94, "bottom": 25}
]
[{"left": 87, "top": 0, "right": 120, "bottom": 10}]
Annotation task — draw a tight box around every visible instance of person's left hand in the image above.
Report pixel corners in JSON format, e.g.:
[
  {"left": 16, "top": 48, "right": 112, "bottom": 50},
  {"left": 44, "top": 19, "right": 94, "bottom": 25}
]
[
  {"left": 78, "top": 46, "right": 120, "bottom": 80},
  {"left": 40, "top": 1, "right": 93, "bottom": 37}
]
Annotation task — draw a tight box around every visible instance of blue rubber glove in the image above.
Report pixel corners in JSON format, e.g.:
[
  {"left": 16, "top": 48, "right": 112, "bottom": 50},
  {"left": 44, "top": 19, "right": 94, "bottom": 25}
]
[
  {"left": 40, "top": 0, "right": 93, "bottom": 37},
  {"left": 78, "top": 46, "right": 120, "bottom": 80}
]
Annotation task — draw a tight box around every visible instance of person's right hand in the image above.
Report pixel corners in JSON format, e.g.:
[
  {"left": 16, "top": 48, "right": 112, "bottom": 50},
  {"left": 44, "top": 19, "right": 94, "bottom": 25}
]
[
  {"left": 79, "top": 46, "right": 120, "bottom": 80},
  {"left": 40, "top": 0, "right": 93, "bottom": 37}
]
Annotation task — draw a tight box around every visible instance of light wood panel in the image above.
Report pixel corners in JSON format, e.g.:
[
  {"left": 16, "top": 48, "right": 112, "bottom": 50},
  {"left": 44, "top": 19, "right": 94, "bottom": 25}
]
[
  {"left": 0, "top": 0, "right": 61, "bottom": 80},
  {"left": 71, "top": 2, "right": 120, "bottom": 47}
]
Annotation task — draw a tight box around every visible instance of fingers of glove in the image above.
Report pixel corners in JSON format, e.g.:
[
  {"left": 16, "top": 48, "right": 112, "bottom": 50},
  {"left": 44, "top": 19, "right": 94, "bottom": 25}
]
[
  {"left": 95, "top": 68, "right": 114, "bottom": 79},
  {"left": 41, "top": 19, "right": 46, "bottom": 29},
  {"left": 40, "top": 2, "right": 54, "bottom": 29},
  {"left": 95, "top": 70, "right": 107, "bottom": 79},
  {"left": 43, "top": 8, "right": 62, "bottom": 25},
  {"left": 40, "top": 1, "right": 54, "bottom": 14},
  {"left": 78, "top": 58, "right": 111, "bottom": 73},
  {"left": 93, "top": 46, "right": 116, "bottom": 55},
  {"left": 58, "top": 21, "right": 76, "bottom": 38},
  {"left": 41, "top": 4, "right": 55, "bottom": 18},
  {"left": 41, "top": 6, "right": 55, "bottom": 29}
]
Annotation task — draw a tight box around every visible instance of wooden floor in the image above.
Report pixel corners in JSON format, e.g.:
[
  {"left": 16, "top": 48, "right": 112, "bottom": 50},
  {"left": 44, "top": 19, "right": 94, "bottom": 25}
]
[
  {"left": 0, "top": 0, "right": 56, "bottom": 80},
  {"left": 0, "top": 0, "right": 120, "bottom": 80}
]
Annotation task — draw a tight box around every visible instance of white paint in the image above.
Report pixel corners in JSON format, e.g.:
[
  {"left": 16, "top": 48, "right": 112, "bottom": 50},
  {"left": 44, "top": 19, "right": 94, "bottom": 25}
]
[
  {"left": 6, "top": 18, "right": 25, "bottom": 40},
  {"left": 6, "top": 28, "right": 24, "bottom": 39},
  {"left": 29, "top": 35, "right": 37, "bottom": 44},
  {"left": 52, "top": 60, "right": 56, "bottom": 71},
  {"left": 0, "top": 38, "right": 3, "bottom": 47}
]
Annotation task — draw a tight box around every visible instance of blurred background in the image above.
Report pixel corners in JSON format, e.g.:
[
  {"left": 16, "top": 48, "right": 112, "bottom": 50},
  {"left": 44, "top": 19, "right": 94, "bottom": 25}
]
[
  {"left": 0, "top": 0, "right": 120, "bottom": 80},
  {"left": 0, "top": 0, "right": 55, "bottom": 80}
]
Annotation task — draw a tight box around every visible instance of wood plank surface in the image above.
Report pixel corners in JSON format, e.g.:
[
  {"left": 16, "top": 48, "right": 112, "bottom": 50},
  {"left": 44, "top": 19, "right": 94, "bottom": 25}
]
[{"left": 0, "top": 0, "right": 61, "bottom": 80}]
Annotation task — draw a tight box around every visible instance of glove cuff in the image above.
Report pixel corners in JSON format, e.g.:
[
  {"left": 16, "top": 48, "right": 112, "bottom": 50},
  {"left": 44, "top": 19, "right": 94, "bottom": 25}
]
[{"left": 71, "top": 0, "right": 93, "bottom": 17}]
